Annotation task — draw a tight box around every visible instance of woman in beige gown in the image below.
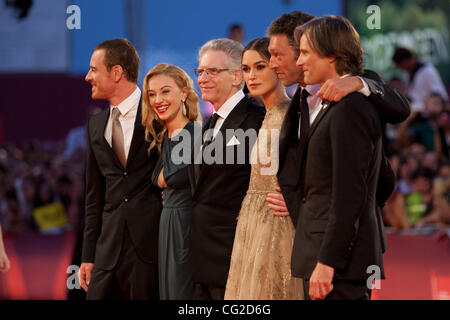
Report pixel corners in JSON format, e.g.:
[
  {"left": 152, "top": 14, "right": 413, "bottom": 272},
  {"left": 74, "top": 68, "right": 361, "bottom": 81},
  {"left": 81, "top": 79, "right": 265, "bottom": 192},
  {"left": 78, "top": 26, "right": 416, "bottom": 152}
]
[{"left": 225, "top": 38, "right": 303, "bottom": 300}]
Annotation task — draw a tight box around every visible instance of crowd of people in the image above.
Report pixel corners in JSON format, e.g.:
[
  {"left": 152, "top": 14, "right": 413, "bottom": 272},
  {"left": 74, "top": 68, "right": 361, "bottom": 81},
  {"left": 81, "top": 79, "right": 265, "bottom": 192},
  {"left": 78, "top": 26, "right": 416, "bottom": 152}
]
[
  {"left": 382, "top": 47, "right": 450, "bottom": 232},
  {"left": 0, "top": 10, "right": 449, "bottom": 301},
  {"left": 0, "top": 138, "right": 86, "bottom": 279},
  {"left": 0, "top": 140, "right": 85, "bottom": 236}
]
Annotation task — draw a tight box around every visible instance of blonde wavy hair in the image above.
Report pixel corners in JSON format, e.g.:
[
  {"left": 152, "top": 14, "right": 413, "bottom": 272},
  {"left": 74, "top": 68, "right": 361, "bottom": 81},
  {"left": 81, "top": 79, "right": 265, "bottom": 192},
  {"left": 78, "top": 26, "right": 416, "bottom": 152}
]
[{"left": 142, "top": 63, "right": 201, "bottom": 155}]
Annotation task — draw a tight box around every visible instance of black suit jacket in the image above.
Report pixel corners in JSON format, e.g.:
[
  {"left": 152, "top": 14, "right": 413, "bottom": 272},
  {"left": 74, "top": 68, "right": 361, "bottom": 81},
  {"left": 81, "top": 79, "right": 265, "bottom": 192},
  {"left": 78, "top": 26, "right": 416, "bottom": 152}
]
[
  {"left": 188, "top": 95, "right": 265, "bottom": 287},
  {"left": 291, "top": 93, "right": 384, "bottom": 280},
  {"left": 82, "top": 102, "right": 162, "bottom": 270},
  {"left": 278, "top": 70, "right": 410, "bottom": 250}
]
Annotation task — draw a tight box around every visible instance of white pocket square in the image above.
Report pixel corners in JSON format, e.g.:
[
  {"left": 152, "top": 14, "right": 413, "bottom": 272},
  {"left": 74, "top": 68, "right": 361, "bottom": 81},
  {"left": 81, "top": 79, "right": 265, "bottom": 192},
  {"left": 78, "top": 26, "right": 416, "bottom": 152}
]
[{"left": 226, "top": 136, "right": 240, "bottom": 146}]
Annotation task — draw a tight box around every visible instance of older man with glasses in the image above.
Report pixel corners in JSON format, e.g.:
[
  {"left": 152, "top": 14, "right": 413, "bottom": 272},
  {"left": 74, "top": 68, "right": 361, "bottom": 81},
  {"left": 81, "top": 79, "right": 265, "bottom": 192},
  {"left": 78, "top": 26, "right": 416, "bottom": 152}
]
[{"left": 187, "top": 38, "right": 265, "bottom": 300}]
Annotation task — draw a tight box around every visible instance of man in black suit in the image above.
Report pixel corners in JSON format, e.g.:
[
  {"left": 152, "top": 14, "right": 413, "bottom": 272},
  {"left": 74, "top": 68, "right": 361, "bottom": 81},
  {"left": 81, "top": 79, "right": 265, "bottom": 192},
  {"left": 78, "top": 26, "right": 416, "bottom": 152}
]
[
  {"left": 265, "top": 11, "right": 410, "bottom": 299},
  {"left": 266, "top": 11, "right": 409, "bottom": 221},
  {"left": 78, "top": 39, "right": 162, "bottom": 299},
  {"left": 188, "top": 39, "right": 265, "bottom": 300},
  {"left": 293, "top": 15, "right": 386, "bottom": 300}
]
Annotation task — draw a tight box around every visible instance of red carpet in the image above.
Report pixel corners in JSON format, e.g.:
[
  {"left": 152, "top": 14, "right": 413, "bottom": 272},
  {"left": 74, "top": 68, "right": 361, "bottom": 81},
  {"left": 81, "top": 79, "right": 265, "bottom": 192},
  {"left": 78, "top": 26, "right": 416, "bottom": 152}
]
[
  {"left": 0, "top": 235, "right": 27, "bottom": 299},
  {"left": 0, "top": 231, "right": 74, "bottom": 300},
  {"left": 373, "top": 233, "right": 450, "bottom": 300},
  {"left": 0, "top": 231, "right": 449, "bottom": 300}
]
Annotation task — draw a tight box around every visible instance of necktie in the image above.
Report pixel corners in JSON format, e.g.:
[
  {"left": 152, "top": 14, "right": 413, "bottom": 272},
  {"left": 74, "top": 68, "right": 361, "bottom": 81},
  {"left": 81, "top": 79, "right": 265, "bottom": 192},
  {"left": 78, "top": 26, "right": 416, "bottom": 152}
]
[
  {"left": 299, "top": 89, "right": 310, "bottom": 144},
  {"left": 111, "top": 107, "right": 126, "bottom": 167},
  {"left": 300, "top": 89, "right": 309, "bottom": 141},
  {"left": 297, "top": 89, "right": 310, "bottom": 181},
  {"left": 204, "top": 113, "right": 220, "bottom": 146}
]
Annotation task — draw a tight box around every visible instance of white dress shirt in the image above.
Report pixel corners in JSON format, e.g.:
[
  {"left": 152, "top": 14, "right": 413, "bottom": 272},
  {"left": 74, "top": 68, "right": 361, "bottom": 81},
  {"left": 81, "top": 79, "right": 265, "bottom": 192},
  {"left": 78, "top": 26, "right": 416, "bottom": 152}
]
[
  {"left": 104, "top": 87, "right": 141, "bottom": 160},
  {"left": 212, "top": 90, "right": 245, "bottom": 138},
  {"left": 297, "top": 84, "right": 323, "bottom": 138}
]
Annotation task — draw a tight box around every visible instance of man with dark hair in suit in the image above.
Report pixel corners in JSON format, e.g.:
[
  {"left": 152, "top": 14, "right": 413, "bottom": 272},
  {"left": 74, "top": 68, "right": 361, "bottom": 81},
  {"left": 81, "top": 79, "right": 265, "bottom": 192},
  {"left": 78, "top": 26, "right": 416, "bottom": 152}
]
[
  {"left": 78, "top": 38, "right": 162, "bottom": 299},
  {"left": 188, "top": 38, "right": 265, "bottom": 300},
  {"left": 265, "top": 11, "right": 410, "bottom": 299},
  {"left": 266, "top": 11, "right": 410, "bottom": 220},
  {"left": 293, "top": 15, "right": 385, "bottom": 300}
]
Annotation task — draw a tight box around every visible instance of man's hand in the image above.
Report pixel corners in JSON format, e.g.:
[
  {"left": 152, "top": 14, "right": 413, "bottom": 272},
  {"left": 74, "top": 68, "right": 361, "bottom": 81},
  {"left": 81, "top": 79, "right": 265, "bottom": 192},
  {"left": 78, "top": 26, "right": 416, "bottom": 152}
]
[
  {"left": 317, "top": 77, "right": 363, "bottom": 102},
  {"left": 266, "top": 187, "right": 289, "bottom": 216},
  {"left": 78, "top": 262, "right": 94, "bottom": 292},
  {"left": 309, "top": 262, "right": 335, "bottom": 300}
]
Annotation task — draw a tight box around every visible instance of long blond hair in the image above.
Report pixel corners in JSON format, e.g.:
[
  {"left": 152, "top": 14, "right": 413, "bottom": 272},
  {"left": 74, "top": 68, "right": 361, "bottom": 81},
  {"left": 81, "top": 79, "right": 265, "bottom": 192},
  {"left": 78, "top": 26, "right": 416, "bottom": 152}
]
[{"left": 142, "top": 63, "right": 201, "bottom": 155}]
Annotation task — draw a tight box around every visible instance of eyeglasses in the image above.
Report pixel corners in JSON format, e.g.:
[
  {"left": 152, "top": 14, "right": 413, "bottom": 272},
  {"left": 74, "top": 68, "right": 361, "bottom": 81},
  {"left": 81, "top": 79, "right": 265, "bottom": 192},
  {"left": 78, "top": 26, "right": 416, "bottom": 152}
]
[{"left": 194, "top": 68, "right": 229, "bottom": 77}]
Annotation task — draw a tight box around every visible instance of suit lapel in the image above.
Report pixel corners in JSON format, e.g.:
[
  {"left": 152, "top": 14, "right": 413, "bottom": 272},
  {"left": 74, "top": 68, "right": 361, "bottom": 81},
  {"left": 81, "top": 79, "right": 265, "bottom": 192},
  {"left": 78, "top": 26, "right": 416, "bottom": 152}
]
[
  {"left": 306, "top": 101, "right": 335, "bottom": 143},
  {"left": 97, "top": 107, "right": 110, "bottom": 139},
  {"left": 217, "top": 97, "right": 249, "bottom": 141},
  {"left": 126, "top": 101, "right": 145, "bottom": 167},
  {"left": 292, "top": 101, "right": 335, "bottom": 194},
  {"left": 96, "top": 107, "right": 124, "bottom": 169},
  {"left": 279, "top": 86, "right": 301, "bottom": 167},
  {"left": 194, "top": 97, "right": 250, "bottom": 195},
  {"left": 99, "top": 99, "right": 145, "bottom": 170}
]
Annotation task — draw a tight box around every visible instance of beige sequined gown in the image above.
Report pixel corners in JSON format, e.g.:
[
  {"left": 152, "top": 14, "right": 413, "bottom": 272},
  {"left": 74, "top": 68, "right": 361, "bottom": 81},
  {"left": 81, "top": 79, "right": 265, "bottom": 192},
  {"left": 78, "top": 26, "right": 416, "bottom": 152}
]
[{"left": 224, "top": 101, "right": 304, "bottom": 300}]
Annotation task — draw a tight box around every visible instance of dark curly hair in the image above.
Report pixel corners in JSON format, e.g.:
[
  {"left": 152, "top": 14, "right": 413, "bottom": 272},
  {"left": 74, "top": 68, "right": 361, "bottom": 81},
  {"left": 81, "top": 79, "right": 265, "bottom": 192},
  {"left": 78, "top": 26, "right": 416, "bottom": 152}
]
[{"left": 267, "top": 10, "right": 315, "bottom": 56}]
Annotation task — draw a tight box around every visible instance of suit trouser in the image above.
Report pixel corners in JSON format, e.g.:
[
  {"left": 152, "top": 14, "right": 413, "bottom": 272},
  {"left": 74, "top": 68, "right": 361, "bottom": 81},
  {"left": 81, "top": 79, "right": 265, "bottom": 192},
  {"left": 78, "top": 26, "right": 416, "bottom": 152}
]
[
  {"left": 303, "top": 279, "right": 372, "bottom": 300},
  {"left": 86, "top": 228, "right": 158, "bottom": 300}
]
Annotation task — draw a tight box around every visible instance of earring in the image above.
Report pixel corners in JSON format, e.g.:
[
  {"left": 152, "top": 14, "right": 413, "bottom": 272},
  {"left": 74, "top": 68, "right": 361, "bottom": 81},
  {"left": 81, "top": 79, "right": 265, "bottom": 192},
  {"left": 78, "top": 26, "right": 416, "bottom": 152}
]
[{"left": 182, "top": 101, "right": 187, "bottom": 116}]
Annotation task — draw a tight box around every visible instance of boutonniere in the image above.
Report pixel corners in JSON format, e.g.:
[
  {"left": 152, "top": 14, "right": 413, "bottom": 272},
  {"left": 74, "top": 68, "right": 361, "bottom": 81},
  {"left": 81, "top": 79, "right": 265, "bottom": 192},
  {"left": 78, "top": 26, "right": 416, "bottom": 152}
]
[{"left": 322, "top": 101, "right": 331, "bottom": 110}]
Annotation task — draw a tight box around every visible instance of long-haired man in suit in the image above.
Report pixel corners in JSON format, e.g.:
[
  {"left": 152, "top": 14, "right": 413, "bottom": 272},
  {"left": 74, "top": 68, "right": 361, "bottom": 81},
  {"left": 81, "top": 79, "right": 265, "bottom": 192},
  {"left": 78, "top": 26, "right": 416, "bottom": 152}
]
[
  {"left": 266, "top": 11, "right": 410, "bottom": 221},
  {"left": 265, "top": 11, "right": 410, "bottom": 299},
  {"left": 188, "top": 39, "right": 265, "bottom": 300},
  {"left": 78, "top": 39, "right": 162, "bottom": 299},
  {"left": 292, "top": 15, "right": 385, "bottom": 300}
]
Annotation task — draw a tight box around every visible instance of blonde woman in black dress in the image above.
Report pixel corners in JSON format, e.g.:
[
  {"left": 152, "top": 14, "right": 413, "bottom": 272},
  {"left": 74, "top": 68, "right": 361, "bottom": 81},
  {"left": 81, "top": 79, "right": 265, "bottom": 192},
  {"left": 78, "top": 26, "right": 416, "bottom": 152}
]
[{"left": 142, "top": 63, "right": 201, "bottom": 299}]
